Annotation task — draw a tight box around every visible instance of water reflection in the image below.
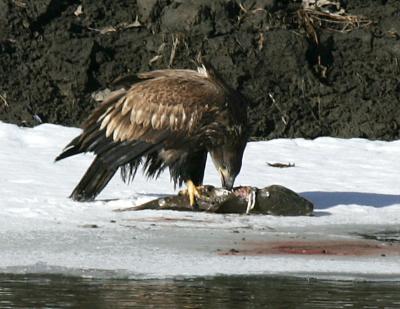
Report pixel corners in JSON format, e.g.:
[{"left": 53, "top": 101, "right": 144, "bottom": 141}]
[{"left": 1, "top": 274, "right": 400, "bottom": 308}]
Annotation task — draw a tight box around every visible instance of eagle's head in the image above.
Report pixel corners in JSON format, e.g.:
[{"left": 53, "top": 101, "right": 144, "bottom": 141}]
[{"left": 210, "top": 139, "right": 247, "bottom": 190}]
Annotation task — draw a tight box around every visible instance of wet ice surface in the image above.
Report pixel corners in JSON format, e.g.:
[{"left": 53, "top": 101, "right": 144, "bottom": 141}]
[{"left": 1, "top": 121, "right": 400, "bottom": 280}]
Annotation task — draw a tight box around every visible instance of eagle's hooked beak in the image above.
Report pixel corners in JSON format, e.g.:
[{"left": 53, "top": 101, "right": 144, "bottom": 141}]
[{"left": 219, "top": 167, "right": 235, "bottom": 191}]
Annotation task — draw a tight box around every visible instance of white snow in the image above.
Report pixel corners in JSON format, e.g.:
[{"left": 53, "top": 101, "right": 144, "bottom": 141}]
[{"left": 1, "top": 120, "right": 400, "bottom": 280}]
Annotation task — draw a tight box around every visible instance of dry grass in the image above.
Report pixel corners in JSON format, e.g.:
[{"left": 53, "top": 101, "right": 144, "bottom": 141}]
[{"left": 297, "top": 7, "right": 373, "bottom": 44}]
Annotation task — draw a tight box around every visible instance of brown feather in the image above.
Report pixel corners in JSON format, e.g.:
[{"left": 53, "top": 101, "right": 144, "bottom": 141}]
[{"left": 99, "top": 70, "right": 225, "bottom": 145}]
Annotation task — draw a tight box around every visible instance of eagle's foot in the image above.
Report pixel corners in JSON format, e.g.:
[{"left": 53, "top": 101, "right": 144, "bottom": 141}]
[{"left": 179, "top": 180, "right": 202, "bottom": 208}]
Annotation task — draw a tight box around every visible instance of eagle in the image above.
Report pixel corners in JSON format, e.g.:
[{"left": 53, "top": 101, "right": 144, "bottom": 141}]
[{"left": 55, "top": 62, "right": 248, "bottom": 206}]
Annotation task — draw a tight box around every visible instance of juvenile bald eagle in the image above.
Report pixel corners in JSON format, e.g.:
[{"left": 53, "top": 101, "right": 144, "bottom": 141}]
[{"left": 55, "top": 63, "right": 248, "bottom": 205}]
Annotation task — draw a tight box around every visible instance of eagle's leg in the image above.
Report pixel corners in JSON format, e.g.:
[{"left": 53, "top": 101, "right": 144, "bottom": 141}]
[
  {"left": 176, "top": 150, "right": 207, "bottom": 207},
  {"left": 187, "top": 180, "right": 201, "bottom": 207},
  {"left": 183, "top": 180, "right": 201, "bottom": 207}
]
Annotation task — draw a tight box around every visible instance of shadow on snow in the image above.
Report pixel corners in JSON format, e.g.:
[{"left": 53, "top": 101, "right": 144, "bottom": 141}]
[{"left": 300, "top": 191, "right": 400, "bottom": 209}]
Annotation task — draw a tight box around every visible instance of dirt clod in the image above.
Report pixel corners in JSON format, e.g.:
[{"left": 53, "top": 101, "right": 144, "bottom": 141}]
[{"left": 1, "top": 0, "right": 399, "bottom": 140}]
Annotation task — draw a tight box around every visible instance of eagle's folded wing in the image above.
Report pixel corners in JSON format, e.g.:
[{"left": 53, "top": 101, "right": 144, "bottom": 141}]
[{"left": 82, "top": 74, "right": 224, "bottom": 152}]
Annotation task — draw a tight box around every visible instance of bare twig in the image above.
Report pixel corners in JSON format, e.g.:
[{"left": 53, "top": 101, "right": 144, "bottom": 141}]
[
  {"left": 13, "top": 0, "right": 26, "bottom": 8},
  {"left": 238, "top": 2, "right": 248, "bottom": 14},
  {"left": 258, "top": 32, "right": 265, "bottom": 51},
  {"left": 169, "top": 34, "right": 180, "bottom": 67},
  {"left": 87, "top": 16, "right": 142, "bottom": 35},
  {"left": 237, "top": 1, "right": 267, "bottom": 23},
  {"left": 88, "top": 26, "right": 117, "bottom": 35},
  {"left": 149, "top": 55, "right": 162, "bottom": 65},
  {"left": 268, "top": 93, "right": 288, "bottom": 127},
  {"left": 388, "top": 30, "right": 400, "bottom": 39},
  {"left": 149, "top": 42, "right": 166, "bottom": 66},
  {"left": 267, "top": 162, "right": 295, "bottom": 168},
  {"left": 0, "top": 93, "right": 8, "bottom": 109}
]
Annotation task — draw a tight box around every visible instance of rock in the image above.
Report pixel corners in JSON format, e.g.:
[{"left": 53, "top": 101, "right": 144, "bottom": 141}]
[
  {"left": 161, "top": 1, "right": 212, "bottom": 33},
  {"left": 255, "top": 185, "right": 314, "bottom": 216},
  {"left": 115, "top": 185, "right": 314, "bottom": 216},
  {"left": 137, "top": 0, "right": 159, "bottom": 22}
]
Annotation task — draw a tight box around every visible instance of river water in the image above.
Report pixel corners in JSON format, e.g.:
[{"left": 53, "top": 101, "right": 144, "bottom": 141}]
[{"left": 1, "top": 274, "right": 400, "bottom": 308}]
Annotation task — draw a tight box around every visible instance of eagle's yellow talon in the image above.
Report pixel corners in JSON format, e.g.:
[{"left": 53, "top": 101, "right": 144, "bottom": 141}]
[{"left": 186, "top": 180, "right": 201, "bottom": 207}]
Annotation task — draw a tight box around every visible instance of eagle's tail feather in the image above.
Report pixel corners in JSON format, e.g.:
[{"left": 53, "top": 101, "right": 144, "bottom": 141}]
[
  {"left": 55, "top": 136, "right": 82, "bottom": 162},
  {"left": 70, "top": 140, "right": 165, "bottom": 201},
  {"left": 70, "top": 157, "right": 116, "bottom": 202}
]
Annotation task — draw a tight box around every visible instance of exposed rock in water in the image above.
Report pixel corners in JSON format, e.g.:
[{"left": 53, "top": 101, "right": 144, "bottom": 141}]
[{"left": 115, "top": 185, "right": 314, "bottom": 216}]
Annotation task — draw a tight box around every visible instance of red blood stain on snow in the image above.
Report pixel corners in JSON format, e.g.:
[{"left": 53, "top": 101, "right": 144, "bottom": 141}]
[{"left": 219, "top": 240, "right": 400, "bottom": 257}]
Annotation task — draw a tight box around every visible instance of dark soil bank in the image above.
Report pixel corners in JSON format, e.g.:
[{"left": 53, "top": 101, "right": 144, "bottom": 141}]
[{"left": 0, "top": 0, "right": 399, "bottom": 140}]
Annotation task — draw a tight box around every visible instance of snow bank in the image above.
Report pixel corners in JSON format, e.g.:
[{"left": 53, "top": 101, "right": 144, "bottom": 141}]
[{"left": 1, "top": 121, "right": 400, "bottom": 280}]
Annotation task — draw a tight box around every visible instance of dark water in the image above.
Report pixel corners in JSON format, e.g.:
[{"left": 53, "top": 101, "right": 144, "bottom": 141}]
[{"left": 1, "top": 275, "right": 400, "bottom": 308}]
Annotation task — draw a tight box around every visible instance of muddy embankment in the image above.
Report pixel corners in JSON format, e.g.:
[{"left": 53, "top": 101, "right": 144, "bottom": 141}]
[{"left": 0, "top": 0, "right": 399, "bottom": 140}]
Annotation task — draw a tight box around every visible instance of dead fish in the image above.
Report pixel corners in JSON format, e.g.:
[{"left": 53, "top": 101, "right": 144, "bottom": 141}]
[{"left": 115, "top": 185, "right": 313, "bottom": 216}]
